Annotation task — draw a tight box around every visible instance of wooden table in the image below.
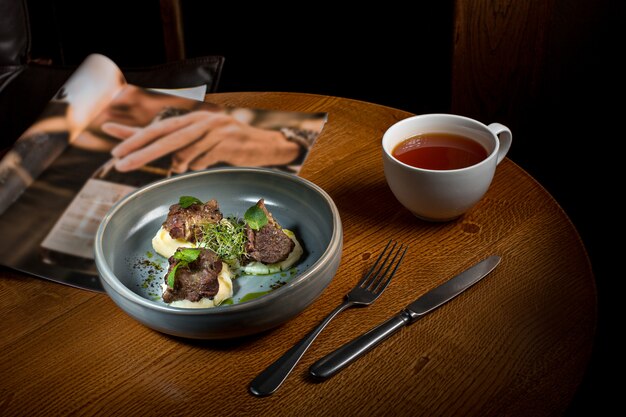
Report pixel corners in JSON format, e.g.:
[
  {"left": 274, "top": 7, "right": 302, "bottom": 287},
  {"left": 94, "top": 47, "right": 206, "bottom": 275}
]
[{"left": 0, "top": 92, "right": 596, "bottom": 416}]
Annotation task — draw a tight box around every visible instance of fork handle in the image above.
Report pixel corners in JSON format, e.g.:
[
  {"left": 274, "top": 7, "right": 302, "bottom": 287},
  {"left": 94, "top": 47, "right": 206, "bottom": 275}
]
[
  {"left": 249, "top": 300, "right": 353, "bottom": 396},
  {"left": 309, "top": 310, "right": 411, "bottom": 380}
]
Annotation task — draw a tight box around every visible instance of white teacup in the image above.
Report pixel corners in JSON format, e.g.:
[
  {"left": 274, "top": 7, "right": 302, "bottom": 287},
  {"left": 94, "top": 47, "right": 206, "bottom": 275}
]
[{"left": 382, "top": 114, "right": 512, "bottom": 221}]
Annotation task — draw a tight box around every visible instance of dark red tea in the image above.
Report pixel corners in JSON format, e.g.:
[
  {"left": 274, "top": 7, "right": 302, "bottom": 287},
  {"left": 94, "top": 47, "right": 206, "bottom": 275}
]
[{"left": 392, "top": 132, "right": 488, "bottom": 170}]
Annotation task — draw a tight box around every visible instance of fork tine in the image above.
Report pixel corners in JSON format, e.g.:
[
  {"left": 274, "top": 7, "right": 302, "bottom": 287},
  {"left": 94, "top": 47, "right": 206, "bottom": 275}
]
[
  {"left": 363, "top": 242, "right": 400, "bottom": 291},
  {"left": 357, "top": 239, "right": 395, "bottom": 287},
  {"left": 371, "top": 243, "right": 407, "bottom": 293},
  {"left": 367, "top": 243, "right": 405, "bottom": 292}
]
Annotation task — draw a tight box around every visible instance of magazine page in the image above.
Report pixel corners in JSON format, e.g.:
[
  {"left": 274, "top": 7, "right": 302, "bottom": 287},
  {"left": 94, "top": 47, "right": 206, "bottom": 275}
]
[
  {"left": 0, "top": 64, "right": 327, "bottom": 292},
  {"left": 149, "top": 85, "right": 207, "bottom": 100},
  {"left": 0, "top": 54, "right": 126, "bottom": 215}
]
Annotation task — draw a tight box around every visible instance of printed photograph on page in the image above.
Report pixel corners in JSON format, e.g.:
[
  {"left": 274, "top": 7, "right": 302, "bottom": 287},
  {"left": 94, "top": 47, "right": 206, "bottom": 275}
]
[{"left": 0, "top": 56, "right": 327, "bottom": 289}]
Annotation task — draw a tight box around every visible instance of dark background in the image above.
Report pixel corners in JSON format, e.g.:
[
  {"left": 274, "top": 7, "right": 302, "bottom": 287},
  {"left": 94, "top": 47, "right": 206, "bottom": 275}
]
[{"left": 21, "top": 0, "right": 620, "bottom": 414}]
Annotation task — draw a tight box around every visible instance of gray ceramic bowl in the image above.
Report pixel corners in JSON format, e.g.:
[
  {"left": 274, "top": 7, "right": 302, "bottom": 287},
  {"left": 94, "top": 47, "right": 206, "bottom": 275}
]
[{"left": 95, "top": 167, "right": 342, "bottom": 339}]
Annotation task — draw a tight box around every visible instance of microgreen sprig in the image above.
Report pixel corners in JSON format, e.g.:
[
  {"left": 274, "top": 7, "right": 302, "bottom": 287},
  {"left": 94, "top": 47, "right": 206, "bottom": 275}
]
[{"left": 199, "top": 217, "right": 247, "bottom": 264}]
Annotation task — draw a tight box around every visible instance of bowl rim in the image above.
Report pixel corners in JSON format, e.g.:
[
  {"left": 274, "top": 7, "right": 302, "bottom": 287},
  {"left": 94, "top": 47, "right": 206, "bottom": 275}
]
[{"left": 94, "top": 166, "right": 342, "bottom": 316}]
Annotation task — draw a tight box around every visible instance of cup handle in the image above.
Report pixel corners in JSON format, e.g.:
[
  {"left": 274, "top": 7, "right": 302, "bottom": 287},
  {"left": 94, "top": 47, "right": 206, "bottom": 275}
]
[{"left": 487, "top": 123, "right": 512, "bottom": 165}]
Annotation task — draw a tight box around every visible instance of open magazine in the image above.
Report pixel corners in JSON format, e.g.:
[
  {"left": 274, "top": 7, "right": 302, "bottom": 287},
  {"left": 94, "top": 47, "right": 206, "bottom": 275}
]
[{"left": 0, "top": 54, "right": 327, "bottom": 292}]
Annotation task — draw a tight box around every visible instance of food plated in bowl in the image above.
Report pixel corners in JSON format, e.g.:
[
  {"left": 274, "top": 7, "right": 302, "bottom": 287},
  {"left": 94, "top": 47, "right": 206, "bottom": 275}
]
[
  {"left": 94, "top": 167, "right": 342, "bottom": 339},
  {"left": 154, "top": 196, "right": 304, "bottom": 309}
]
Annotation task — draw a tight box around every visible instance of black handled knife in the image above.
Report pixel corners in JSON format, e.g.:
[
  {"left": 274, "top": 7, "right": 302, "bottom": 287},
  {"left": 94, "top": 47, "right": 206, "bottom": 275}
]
[{"left": 309, "top": 255, "right": 501, "bottom": 380}]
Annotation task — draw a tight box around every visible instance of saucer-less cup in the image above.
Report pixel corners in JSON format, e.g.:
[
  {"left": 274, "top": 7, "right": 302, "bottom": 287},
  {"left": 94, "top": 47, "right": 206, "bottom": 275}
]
[{"left": 382, "top": 114, "right": 512, "bottom": 221}]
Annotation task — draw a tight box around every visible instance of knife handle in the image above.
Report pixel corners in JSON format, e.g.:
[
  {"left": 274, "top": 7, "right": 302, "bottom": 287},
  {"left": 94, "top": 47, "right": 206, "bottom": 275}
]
[{"left": 309, "top": 311, "right": 411, "bottom": 380}]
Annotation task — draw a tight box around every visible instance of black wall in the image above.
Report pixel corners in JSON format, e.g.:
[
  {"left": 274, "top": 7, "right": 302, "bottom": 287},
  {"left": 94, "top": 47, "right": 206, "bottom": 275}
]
[{"left": 27, "top": 2, "right": 454, "bottom": 116}]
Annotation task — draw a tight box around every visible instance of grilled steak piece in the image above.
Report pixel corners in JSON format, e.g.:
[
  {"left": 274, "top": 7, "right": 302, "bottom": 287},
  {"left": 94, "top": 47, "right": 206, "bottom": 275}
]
[
  {"left": 162, "top": 199, "right": 222, "bottom": 243},
  {"left": 163, "top": 248, "right": 222, "bottom": 303},
  {"left": 245, "top": 199, "right": 294, "bottom": 264}
]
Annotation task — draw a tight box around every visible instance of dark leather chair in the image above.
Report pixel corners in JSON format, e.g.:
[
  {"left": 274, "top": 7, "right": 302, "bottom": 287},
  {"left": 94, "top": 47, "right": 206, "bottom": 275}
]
[
  {"left": 0, "top": 0, "right": 29, "bottom": 94},
  {"left": 0, "top": 0, "right": 224, "bottom": 150}
]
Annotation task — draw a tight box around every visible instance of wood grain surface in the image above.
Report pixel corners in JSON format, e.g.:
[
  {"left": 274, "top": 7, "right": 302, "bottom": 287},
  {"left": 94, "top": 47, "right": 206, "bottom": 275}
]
[{"left": 0, "top": 92, "right": 596, "bottom": 416}]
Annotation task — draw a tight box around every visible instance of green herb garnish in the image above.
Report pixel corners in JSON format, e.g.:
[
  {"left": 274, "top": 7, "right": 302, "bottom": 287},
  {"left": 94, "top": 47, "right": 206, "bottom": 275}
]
[
  {"left": 199, "top": 217, "right": 247, "bottom": 265},
  {"left": 239, "top": 290, "right": 270, "bottom": 303},
  {"left": 167, "top": 248, "right": 201, "bottom": 288},
  {"left": 244, "top": 205, "right": 268, "bottom": 230},
  {"left": 179, "top": 195, "right": 203, "bottom": 208}
]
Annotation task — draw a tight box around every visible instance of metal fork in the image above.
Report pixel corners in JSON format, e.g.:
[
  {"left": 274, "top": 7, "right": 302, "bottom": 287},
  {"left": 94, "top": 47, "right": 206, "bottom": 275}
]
[{"left": 249, "top": 239, "right": 407, "bottom": 397}]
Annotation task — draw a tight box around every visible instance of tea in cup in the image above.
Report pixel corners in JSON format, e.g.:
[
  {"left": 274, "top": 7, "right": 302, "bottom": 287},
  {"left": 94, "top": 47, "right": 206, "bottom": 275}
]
[{"left": 382, "top": 114, "right": 512, "bottom": 221}]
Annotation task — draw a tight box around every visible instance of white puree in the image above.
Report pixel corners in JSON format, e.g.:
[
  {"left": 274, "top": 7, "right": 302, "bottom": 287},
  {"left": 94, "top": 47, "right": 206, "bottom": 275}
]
[{"left": 152, "top": 226, "right": 195, "bottom": 258}]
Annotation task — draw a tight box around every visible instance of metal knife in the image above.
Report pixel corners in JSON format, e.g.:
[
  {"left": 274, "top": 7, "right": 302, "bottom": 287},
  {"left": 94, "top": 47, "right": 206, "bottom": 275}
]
[{"left": 309, "top": 255, "right": 501, "bottom": 380}]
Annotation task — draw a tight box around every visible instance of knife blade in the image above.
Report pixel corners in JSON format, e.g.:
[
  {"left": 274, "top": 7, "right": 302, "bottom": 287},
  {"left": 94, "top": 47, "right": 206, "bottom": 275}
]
[{"left": 309, "top": 255, "right": 501, "bottom": 380}]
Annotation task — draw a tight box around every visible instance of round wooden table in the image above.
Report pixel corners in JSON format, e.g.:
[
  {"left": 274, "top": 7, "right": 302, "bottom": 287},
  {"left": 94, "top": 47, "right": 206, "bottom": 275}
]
[{"left": 0, "top": 92, "right": 596, "bottom": 416}]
